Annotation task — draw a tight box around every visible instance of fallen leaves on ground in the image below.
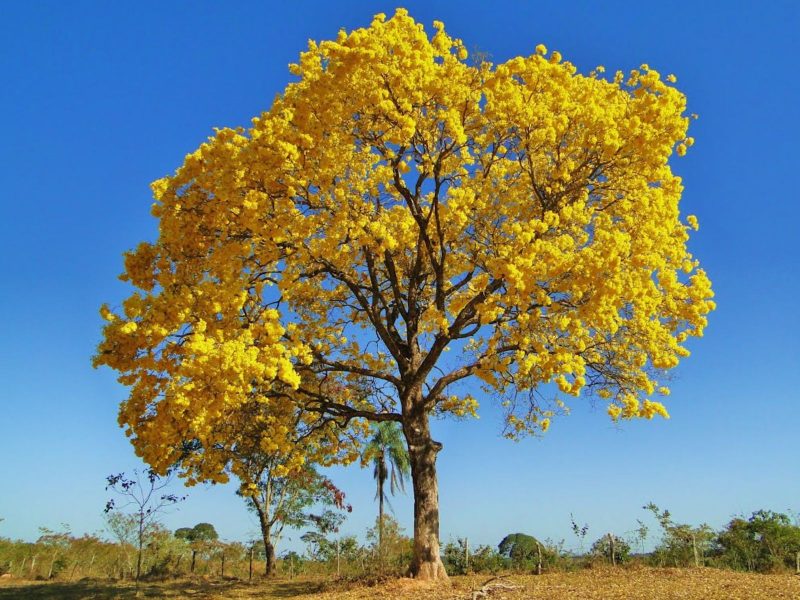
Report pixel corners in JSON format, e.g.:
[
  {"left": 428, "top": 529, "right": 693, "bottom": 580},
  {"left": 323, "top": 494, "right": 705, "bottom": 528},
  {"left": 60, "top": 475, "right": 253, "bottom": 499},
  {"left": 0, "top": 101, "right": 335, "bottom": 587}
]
[{"left": 1, "top": 567, "right": 798, "bottom": 599}]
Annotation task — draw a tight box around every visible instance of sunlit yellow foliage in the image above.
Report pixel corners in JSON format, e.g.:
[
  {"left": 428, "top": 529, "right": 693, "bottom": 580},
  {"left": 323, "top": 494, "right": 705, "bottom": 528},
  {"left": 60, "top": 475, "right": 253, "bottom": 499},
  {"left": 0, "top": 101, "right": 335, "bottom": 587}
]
[{"left": 95, "top": 9, "right": 713, "bottom": 475}]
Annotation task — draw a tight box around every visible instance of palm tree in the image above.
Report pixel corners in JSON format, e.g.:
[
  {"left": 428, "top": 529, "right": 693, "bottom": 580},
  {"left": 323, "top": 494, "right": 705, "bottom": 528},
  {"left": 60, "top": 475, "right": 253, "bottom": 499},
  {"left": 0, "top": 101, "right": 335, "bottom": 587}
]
[{"left": 363, "top": 421, "right": 410, "bottom": 558}]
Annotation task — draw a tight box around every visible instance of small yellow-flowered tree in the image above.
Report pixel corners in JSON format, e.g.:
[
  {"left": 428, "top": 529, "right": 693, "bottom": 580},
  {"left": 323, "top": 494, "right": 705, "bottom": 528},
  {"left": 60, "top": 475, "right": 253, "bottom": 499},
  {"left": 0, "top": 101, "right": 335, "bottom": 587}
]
[{"left": 95, "top": 9, "right": 714, "bottom": 580}]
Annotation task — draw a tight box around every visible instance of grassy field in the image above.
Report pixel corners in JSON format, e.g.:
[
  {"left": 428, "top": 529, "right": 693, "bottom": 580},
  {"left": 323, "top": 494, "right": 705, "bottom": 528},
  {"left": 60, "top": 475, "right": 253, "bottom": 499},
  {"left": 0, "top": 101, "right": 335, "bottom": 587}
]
[{"left": 2, "top": 567, "right": 799, "bottom": 600}]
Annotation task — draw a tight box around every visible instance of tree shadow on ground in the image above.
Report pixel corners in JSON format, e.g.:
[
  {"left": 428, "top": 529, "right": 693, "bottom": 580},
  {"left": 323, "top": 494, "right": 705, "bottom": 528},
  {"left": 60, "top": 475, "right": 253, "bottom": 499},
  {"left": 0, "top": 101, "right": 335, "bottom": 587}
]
[
  {"left": 267, "top": 580, "right": 326, "bottom": 598},
  {"left": 0, "top": 580, "right": 151, "bottom": 599},
  {"left": 0, "top": 577, "right": 330, "bottom": 599}
]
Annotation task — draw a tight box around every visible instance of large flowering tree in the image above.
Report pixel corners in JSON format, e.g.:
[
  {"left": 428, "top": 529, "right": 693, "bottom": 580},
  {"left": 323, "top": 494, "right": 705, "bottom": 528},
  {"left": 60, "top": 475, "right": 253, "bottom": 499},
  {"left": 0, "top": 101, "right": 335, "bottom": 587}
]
[{"left": 95, "top": 10, "right": 714, "bottom": 579}]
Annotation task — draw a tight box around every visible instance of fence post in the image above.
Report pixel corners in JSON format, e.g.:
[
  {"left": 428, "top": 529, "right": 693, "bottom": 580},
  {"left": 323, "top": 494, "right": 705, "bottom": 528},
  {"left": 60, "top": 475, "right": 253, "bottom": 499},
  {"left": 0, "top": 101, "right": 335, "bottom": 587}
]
[
  {"left": 608, "top": 533, "right": 616, "bottom": 566},
  {"left": 47, "top": 550, "right": 58, "bottom": 579},
  {"left": 536, "top": 541, "right": 542, "bottom": 575}
]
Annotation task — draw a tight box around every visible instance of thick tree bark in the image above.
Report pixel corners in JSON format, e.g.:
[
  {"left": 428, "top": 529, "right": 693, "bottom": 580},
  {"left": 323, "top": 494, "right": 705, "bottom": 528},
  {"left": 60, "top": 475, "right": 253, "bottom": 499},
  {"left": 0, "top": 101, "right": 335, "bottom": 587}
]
[
  {"left": 404, "top": 411, "right": 448, "bottom": 581},
  {"left": 265, "top": 539, "right": 276, "bottom": 577},
  {"left": 260, "top": 515, "right": 276, "bottom": 577}
]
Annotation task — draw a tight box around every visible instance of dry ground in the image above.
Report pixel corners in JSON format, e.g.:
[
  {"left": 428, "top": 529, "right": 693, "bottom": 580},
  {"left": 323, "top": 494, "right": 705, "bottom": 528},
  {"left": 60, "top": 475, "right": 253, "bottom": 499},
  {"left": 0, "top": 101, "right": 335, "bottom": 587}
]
[{"left": 1, "top": 567, "right": 799, "bottom": 599}]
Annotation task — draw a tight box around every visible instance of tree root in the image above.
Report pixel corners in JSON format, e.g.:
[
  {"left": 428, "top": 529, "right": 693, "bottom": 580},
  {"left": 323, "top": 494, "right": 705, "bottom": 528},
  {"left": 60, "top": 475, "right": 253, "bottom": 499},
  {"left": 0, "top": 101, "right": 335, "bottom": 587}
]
[{"left": 468, "top": 575, "right": 524, "bottom": 599}]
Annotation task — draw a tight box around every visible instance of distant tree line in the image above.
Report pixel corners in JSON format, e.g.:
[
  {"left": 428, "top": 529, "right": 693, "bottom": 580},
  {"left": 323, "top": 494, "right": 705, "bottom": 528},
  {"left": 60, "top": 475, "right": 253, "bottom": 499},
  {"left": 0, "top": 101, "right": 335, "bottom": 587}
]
[
  {"left": 2, "top": 504, "right": 798, "bottom": 582},
  {"left": 439, "top": 505, "right": 800, "bottom": 576}
]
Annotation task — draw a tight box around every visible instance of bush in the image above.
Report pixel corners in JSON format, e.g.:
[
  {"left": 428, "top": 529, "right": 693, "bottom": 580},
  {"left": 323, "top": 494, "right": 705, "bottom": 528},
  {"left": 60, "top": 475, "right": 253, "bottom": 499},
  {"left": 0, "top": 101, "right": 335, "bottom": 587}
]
[
  {"left": 590, "top": 534, "right": 631, "bottom": 564},
  {"left": 443, "top": 539, "right": 507, "bottom": 575},
  {"left": 497, "top": 533, "right": 560, "bottom": 572},
  {"left": 715, "top": 511, "right": 800, "bottom": 573},
  {"left": 469, "top": 544, "right": 507, "bottom": 574}
]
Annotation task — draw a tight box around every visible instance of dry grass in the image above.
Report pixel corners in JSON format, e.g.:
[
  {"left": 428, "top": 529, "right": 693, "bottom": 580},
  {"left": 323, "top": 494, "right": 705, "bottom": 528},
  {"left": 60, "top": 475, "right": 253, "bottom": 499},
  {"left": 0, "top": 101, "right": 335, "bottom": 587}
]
[{"left": 1, "top": 567, "right": 798, "bottom": 599}]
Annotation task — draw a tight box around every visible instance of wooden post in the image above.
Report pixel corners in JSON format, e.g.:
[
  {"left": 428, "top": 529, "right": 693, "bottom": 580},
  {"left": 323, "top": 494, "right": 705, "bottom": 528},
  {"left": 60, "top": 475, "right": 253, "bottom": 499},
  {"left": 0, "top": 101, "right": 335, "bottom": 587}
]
[
  {"left": 249, "top": 547, "right": 254, "bottom": 582},
  {"left": 608, "top": 533, "right": 616, "bottom": 567},
  {"left": 691, "top": 534, "right": 699, "bottom": 568},
  {"left": 47, "top": 550, "right": 58, "bottom": 579},
  {"left": 30, "top": 554, "right": 37, "bottom": 576},
  {"left": 536, "top": 541, "right": 542, "bottom": 575},
  {"left": 464, "top": 538, "right": 469, "bottom": 572}
]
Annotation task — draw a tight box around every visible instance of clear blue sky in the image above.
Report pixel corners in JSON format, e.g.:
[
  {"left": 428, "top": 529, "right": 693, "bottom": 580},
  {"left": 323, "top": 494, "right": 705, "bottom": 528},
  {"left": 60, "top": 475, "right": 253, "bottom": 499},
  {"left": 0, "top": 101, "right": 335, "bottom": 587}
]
[{"left": 1, "top": 1, "right": 798, "bottom": 553}]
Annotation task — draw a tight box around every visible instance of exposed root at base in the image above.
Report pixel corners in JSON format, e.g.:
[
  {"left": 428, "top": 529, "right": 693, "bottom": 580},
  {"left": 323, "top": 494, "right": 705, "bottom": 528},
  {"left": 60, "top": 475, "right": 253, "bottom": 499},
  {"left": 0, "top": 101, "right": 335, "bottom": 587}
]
[{"left": 409, "top": 559, "right": 449, "bottom": 582}]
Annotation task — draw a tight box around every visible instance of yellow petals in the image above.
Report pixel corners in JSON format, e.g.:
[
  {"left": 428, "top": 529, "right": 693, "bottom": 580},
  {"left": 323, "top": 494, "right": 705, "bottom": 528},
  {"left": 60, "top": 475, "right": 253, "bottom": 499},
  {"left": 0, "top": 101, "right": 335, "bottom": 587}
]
[
  {"left": 119, "top": 321, "right": 138, "bottom": 334},
  {"left": 639, "top": 400, "right": 670, "bottom": 420},
  {"left": 99, "top": 304, "right": 116, "bottom": 322},
  {"left": 95, "top": 9, "right": 713, "bottom": 479}
]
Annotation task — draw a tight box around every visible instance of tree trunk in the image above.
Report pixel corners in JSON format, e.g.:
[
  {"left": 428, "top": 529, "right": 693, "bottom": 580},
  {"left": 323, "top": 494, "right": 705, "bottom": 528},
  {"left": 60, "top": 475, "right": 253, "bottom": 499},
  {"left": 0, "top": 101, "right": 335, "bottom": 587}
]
[
  {"left": 404, "top": 411, "right": 448, "bottom": 581},
  {"left": 136, "top": 524, "right": 143, "bottom": 582},
  {"left": 190, "top": 550, "right": 196, "bottom": 573},
  {"left": 255, "top": 503, "right": 277, "bottom": 577},
  {"left": 264, "top": 538, "right": 276, "bottom": 577},
  {"left": 378, "top": 482, "right": 384, "bottom": 565}
]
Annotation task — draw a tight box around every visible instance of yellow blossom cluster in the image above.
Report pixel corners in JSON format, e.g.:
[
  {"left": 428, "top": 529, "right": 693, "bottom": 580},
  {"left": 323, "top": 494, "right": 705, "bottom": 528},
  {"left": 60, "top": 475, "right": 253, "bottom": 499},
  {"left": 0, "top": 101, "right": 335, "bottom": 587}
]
[{"left": 95, "top": 9, "right": 714, "bottom": 475}]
